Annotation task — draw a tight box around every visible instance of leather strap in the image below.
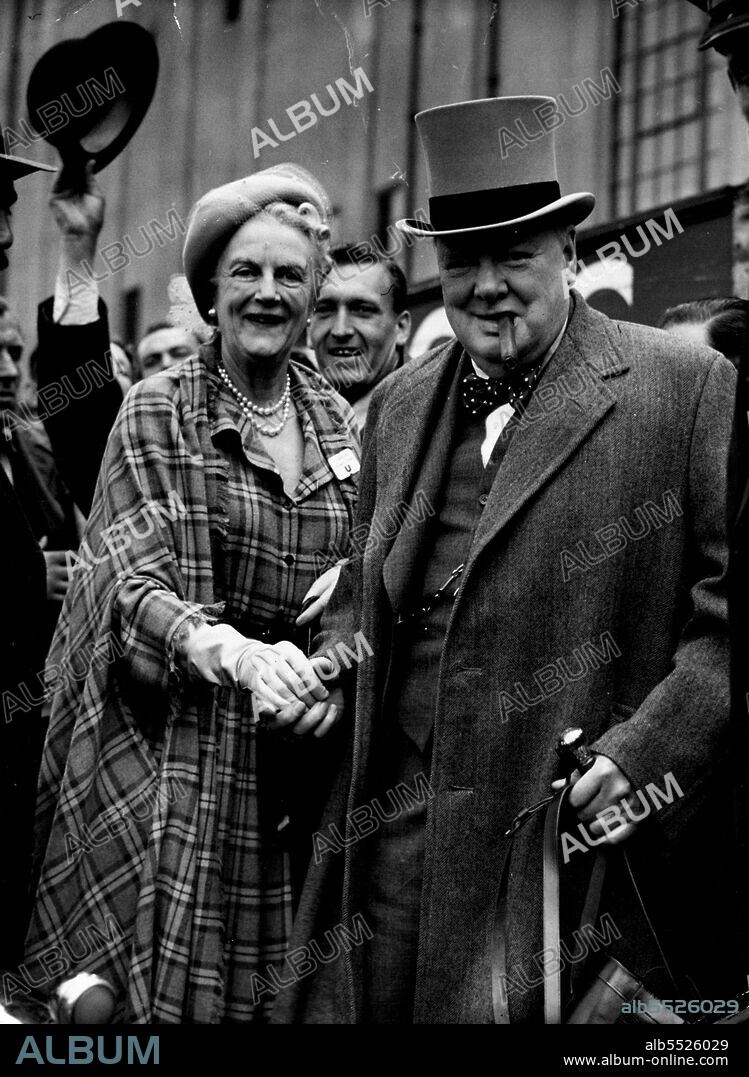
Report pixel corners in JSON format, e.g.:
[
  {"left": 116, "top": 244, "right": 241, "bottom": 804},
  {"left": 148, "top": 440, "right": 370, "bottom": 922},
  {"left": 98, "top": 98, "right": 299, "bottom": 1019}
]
[
  {"left": 541, "top": 799, "right": 681, "bottom": 1024},
  {"left": 544, "top": 791, "right": 608, "bottom": 1023},
  {"left": 492, "top": 785, "right": 679, "bottom": 1025},
  {"left": 543, "top": 787, "right": 568, "bottom": 1023},
  {"left": 571, "top": 854, "right": 607, "bottom": 998},
  {"left": 622, "top": 849, "right": 680, "bottom": 992},
  {"left": 490, "top": 844, "right": 514, "bottom": 1024}
]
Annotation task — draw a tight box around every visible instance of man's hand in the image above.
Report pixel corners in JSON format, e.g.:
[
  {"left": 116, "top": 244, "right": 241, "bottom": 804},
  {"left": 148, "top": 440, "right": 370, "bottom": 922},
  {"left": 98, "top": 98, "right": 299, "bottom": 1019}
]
[
  {"left": 263, "top": 656, "right": 343, "bottom": 738},
  {"left": 43, "top": 549, "right": 71, "bottom": 603},
  {"left": 551, "top": 755, "right": 638, "bottom": 846},
  {"left": 236, "top": 640, "right": 330, "bottom": 715},
  {"left": 267, "top": 686, "right": 344, "bottom": 739},
  {"left": 49, "top": 161, "right": 105, "bottom": 256},
  {"left": 296, "top": 563, "right": 343, "bottom": 627}
]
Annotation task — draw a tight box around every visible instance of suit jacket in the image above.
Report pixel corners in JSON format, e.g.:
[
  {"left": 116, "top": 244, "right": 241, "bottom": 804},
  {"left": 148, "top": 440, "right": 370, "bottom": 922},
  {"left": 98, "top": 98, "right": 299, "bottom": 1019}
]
[
  {"left": 36, "top": 297, "right": 123, "bottom": 515},
  {"left": 8, "top": 426, "right": 80, "bottom": 654},
  {"left": 0, "top": 469, "right": 48, "bottom": 967},
  {"left": 275, "top": 293, "right": 738, "bottom": 1024}
]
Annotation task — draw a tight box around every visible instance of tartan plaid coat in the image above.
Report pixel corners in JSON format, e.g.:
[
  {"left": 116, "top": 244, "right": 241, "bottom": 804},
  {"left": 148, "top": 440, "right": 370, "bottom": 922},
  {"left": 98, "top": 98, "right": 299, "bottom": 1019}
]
[{"left": 22, "top": 344, "right": 359, "bottom": 1023}]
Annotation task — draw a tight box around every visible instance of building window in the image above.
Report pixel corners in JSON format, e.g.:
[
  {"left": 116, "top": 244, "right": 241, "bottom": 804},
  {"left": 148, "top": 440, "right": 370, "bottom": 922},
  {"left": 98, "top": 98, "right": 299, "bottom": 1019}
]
[
  {"left": 122, "top": 287, "right": 142, "bottom": 352},
  {"left": 612, "top": 0, "right": 727, "bottom": 216},
  {"left": 225, "top": 0, "right": 242, "bottom": 23},
  {"left": 376, "top": 186, "right": 398, "bottom": 253}
]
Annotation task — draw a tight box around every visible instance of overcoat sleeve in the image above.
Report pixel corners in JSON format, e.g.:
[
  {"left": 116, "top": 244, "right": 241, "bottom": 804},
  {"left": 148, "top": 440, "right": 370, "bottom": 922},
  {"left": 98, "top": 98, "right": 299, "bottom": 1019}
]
[
  {"left": 593, "top": 354, "right": 735, "bottom": 828},
  {"left": 309, "top": 378, "right": 386, "bottom": 693},
  {"left": 35, "top": 296, "right": 124, "bottom": 516}
]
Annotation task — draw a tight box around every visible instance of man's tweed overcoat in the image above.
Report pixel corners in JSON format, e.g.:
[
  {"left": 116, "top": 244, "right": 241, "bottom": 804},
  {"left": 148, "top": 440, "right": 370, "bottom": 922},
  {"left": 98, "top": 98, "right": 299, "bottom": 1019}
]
[{"left": 275, "top": 293, "right": 738, "bottom": 1024}]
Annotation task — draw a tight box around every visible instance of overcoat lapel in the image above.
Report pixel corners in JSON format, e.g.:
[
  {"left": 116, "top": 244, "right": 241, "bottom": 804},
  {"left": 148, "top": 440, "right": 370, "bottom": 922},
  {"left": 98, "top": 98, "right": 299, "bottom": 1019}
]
[
  {"left": 380, "top": 342, "right": 463, "bottom": 612},
  {"left": 465, "top": 298, "right": 629, "bottom": 578}
]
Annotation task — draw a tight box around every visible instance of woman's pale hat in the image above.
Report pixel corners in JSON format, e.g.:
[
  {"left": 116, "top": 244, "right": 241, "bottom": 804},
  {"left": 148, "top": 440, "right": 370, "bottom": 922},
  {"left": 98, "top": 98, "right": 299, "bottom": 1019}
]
[{"left": 183, "top": 164, "right": 331, "bottom": 321}]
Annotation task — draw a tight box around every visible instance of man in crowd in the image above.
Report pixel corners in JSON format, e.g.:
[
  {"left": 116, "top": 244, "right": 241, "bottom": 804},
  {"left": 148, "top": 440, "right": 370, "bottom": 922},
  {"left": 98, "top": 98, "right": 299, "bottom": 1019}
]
[
  {"left": 136, "top": 320, "right": 199, "bottom": 379},
  {"left": 690, "top": 0, "right": 749, "bottom": 122},
  {"left": 310, "top": 249, "right": 411, "bottom": 431},
  {"left": 277, "top": 96, "right": 738, "bottom": 1023},
  {"left": 0, "top": 139, "right": 55, "bottom": 968},
  {"left": 1, "top": 297, "right": 77, "bottom": 645}
]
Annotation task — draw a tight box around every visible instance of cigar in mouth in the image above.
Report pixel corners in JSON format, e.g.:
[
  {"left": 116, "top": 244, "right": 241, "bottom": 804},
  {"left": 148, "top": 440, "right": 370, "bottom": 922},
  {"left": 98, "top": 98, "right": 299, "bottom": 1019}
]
[{"left": 498, "top": 315, "right": 518, "bottom": 372}]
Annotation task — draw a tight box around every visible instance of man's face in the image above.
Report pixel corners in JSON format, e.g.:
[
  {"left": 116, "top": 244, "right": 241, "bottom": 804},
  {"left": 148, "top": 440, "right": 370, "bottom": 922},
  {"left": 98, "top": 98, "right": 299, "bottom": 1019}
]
[
  {"left": 0, "top": 176, "right": 18, "bottom": 272},
  {"left": 137, "top": 326, "right": 198, "bottom": 378},
  {"left": 0, "top": 314, "right": 23, "bottom": 419},
  {"left": 436, "top": 225, "right": 576, "bottom": 373},
  {"left": 310, "top": 263, "right": 411, "bottom": 394}
]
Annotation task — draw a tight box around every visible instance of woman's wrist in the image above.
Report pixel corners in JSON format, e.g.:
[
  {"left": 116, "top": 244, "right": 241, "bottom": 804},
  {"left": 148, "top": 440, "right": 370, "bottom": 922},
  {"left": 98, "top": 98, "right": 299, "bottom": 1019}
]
[{"left": 174, "top": 621, "right": 267, "bottom": 689}]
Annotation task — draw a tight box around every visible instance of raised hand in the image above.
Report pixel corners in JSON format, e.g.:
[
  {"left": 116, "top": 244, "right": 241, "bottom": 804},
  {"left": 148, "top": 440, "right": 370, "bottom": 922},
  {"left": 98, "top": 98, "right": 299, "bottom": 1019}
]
[{"left": 49, "top": 160, "right": 104, "bottom": 254}]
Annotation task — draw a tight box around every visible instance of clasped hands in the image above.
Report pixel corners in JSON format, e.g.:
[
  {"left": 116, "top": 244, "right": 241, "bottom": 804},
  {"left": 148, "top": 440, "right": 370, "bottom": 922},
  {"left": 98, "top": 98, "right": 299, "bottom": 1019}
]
[
  {"left": 238, "top": 640, "right": 343, "bottom": 738},
  {"left": 551, "top": 754, "right": 639, "bottom": 847}
]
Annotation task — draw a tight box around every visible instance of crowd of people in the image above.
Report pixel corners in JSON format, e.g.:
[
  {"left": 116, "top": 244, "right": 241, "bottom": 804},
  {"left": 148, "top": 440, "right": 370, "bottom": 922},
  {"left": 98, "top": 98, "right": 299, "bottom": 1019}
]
[{"left": 1, "top": 0, "right": 748, "bottom": 1027}]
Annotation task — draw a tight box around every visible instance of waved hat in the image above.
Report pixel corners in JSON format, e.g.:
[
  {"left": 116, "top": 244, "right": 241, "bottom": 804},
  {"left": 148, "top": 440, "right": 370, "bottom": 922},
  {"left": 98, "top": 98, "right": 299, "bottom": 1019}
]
[
  {"left": 686, "top": 0, "right": 749, "bottom": 49},
  {"left": 26, "top": 21, "right": 159, "bottom": 174},
  {"left": 397, "top": 96, "right": 595, "bottom": 237},
  {"left": 183, "top": 163, "right": 332, "bottom": 321}
]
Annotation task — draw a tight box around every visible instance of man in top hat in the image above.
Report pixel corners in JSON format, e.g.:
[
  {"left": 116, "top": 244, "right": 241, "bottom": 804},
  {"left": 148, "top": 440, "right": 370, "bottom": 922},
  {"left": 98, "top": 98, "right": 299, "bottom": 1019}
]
[
  {"left": 275, "top": 96, "right": 738, "bottom": 1024},
  {"left": 0, "top": 138, "right": 57, "bottom": 968}
]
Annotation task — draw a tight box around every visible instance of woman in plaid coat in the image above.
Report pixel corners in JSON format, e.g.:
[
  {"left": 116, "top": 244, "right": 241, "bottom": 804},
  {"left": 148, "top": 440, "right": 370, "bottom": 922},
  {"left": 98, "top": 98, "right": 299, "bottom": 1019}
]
[{"left": 22, "top": 165, "right": 359, "bottom": 1022}]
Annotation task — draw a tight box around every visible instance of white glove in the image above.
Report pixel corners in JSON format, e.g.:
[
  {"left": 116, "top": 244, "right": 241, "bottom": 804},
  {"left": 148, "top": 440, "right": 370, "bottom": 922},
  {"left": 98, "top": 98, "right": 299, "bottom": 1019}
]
[{"left": 176, "top": 622, "right": 330, "bottom": 716}]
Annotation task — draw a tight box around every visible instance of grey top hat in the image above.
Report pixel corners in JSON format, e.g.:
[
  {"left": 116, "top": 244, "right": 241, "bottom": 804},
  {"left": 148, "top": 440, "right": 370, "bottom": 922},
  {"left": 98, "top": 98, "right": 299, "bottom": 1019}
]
[
  {"left": 686, "top": 0, "right": 749, "bottom": 50},
  {"left": 397, "top": 96, "right": 595, "bottom": 237}
]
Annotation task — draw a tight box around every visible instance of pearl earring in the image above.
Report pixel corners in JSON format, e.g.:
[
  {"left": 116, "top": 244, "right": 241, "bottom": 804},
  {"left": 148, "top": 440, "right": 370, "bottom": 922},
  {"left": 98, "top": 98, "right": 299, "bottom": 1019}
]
[{"left": 208, "top": 307, "right": 216, "bottom": 320}]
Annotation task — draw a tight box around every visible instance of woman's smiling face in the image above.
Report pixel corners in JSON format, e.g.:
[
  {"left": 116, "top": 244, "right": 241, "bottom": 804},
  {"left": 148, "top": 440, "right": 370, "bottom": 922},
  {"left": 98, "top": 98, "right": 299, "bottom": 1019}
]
[{"left": 213, "top": 214, "right": 315, "bottom": 367}]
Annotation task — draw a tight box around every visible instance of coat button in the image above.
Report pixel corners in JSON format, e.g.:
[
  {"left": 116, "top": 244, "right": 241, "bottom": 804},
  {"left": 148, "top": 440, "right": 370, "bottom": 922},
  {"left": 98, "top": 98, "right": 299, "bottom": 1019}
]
[
  {"left": 479, "top": 494, "right": 489, "bottom": 506},
  {"left": 283, "top": 554, "right": 295, "bottom": 565}
]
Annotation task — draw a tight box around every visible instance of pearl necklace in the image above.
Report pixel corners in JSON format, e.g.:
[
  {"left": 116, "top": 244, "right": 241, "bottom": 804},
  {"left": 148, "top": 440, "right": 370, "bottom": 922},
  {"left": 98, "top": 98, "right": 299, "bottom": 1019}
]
[{"left": 218, "top": 364, "right": 291, "bottom": 437}]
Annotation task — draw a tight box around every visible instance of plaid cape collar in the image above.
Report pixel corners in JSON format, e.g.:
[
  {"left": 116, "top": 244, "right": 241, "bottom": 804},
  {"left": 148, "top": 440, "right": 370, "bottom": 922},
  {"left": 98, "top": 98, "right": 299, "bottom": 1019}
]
[{"left": 195, "top": 340, "right": 357, "bottom": 502}]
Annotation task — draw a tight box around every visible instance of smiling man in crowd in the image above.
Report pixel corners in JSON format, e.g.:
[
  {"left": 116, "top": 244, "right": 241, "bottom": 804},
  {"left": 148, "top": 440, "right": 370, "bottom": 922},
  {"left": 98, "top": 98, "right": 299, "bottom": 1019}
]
[
  {"left": 136, "top": 320, "right": 200, "bottom": 379},
  {"left": 310, "top": 249, "right": 411, "bottom": 432},
  {"left": 276, "top": 96, "right": 739, "bottom": 1024}
]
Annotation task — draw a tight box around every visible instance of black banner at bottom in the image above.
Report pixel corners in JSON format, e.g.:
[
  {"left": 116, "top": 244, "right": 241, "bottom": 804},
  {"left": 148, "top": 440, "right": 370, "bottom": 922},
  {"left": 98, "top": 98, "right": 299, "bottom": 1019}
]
[{"left": 0, "top": 1024, "right": 746, "bottom": 1070}]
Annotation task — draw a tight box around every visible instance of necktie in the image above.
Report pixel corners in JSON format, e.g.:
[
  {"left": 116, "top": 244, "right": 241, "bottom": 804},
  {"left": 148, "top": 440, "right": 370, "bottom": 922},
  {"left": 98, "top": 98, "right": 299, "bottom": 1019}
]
[{"left": 461, "top": 364, "right": 543, "bottom": 418}]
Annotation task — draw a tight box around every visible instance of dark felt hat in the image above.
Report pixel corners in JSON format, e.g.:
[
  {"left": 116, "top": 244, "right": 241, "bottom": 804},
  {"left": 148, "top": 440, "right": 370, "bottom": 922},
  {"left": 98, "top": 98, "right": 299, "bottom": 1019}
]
[
  {"left": 686, "top": 0, "right": 749, "bottom": 50},
  {"left": 25, "top": 21, "right": 159, "bottom": 174}
]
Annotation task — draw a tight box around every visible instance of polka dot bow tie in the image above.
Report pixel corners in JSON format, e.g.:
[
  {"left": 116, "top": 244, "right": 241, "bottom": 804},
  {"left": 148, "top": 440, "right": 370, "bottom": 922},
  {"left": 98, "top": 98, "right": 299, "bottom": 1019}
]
[{"left": 461, "top": 365, "right": 544, "bottom": 418}]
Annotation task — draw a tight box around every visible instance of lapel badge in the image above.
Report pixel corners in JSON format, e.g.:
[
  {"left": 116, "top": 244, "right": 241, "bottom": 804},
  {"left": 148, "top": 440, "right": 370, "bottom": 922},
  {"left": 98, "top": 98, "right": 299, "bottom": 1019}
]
[{"left": 328, "top": 448, "right": 360, "bottom": 480}]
